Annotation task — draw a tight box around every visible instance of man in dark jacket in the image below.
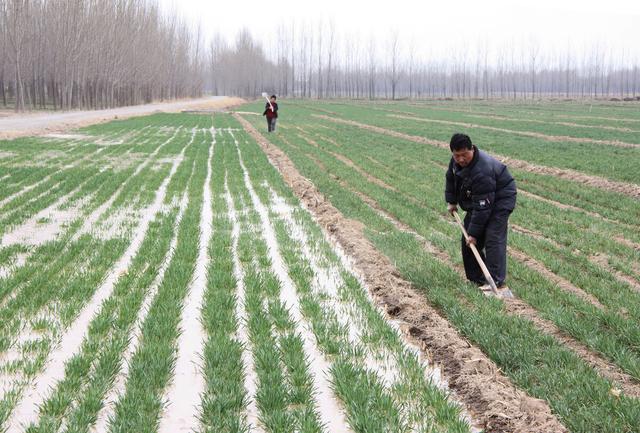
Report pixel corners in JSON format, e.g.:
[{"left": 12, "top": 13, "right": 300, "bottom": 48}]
[
  {"left": 263, "top": 94, "right": 279, "bottom": 132},
  {"left": 445, "top": 133, "right": 517, "bottom": 291}
]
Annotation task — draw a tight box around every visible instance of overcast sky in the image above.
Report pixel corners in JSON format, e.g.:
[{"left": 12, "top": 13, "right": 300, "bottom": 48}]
[{"left": 159, "top": 0, "right": 640, "bottom": 60}]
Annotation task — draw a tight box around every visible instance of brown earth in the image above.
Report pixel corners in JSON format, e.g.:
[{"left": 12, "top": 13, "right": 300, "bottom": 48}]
[
  {"left": 313, "top": 114, "right": 640, "bottom": 200},
  {"left": 235, "top": 112, "right": 568, "bottom": 433},
  {"left": 615, "top": 236, "right": 640, "bottom": 252}
]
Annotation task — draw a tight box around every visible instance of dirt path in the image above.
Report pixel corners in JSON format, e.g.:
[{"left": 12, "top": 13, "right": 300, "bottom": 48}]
[
  {"left": 235, "top": 113, "right": 567, "bottom": 433},
  {"left": 0, "top": 96, "right": 243, "bottom": 140},
  {"left": 313, "top": 114, "right": 640, "bottom": 200}
]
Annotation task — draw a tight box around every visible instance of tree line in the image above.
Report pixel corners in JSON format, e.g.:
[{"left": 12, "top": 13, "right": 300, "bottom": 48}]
[
  {"left": 3, "top": 2, "right": 638, "bottom": 111},
  {"left": 208, "top": 23, "right": 640, "bottom": 101},
  {"left": 0, "top": 0, "right": 205, "bottom": 111}
]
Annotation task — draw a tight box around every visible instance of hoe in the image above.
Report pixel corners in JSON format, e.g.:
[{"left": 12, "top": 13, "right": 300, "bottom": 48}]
[
  {"left": 453, "top": 211, "right": 514, "bottom": 299},
  {"left": 261, "top": 92, "right": 273, "bottom": 111}
]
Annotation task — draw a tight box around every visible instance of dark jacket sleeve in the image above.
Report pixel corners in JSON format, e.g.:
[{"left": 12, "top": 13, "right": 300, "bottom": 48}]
[
  {"left": 445, "top": 159, "right": 457, "bottom": 204},
  {"left": 263, "top": 102, "right": 268, "bottom": 116},
  {"left": 467, "top": 172, "right": 496, "bottom": 238},
  {"left": 273, "top": 102, "right": 279, "bottom": 118}
]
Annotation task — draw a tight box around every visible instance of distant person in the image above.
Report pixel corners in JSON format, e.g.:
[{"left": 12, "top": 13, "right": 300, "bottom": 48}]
[
  {"left": 445, "top": 133, "right": 517, "bottom": 292},
  {"left": 263, "top": 94, "right": 279, "bottom": 132}
]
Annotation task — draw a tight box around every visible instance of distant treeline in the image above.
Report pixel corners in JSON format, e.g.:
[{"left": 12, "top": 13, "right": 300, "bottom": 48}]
[
  {"left": 0, "top": 0, "right": 205, "bottom": 111},
  {"left": 209, "top": 25, "right": 640, "bottom": 101},
  {"left": 3, "top": 2, "right": 639, "bottom": 112}
]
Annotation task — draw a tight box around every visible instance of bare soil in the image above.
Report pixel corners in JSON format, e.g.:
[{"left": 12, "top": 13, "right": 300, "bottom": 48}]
[{"left": 235, "top": 113, "right": 567, "bottom": 433}]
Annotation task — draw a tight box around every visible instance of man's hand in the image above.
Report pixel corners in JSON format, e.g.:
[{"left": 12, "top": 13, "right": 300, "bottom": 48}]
[
  {"left": 466, "top": 236, "right": 477, "bottom": 247},
  {"left": 447, "top": 203, "right": 458, "bottom": 215}
]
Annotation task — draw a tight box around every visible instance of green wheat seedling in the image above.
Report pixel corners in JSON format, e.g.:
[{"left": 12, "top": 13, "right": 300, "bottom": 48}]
[{"left": 238, "top": 103, "right": 640, "bottom": 432}]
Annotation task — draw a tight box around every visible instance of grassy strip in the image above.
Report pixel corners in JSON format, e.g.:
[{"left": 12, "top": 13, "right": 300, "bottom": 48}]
[
  {"left": 26, "top": 209, "right": 179, "bottom": 433},
  {"left": 198, "top": 129, "right": 248, "bottom": 433},
  {"left": 222, "top": 126, "right": 324, "bottom": 433},
  {"left": 31, "top": 127, "right": 201, "bottom": 433},
  {"left": 0, "top": 116, "right": 201, "bottom": 430},
  {"left": 239, "top": 111, "right": 640, "bottom": 432},
  {"left": 106, "top": 124, "right": 208, "bottom": 433},
  {"left": 0, "top": 125, "right": 152, "bottom": 222},
  {"left": 293, "top": 109, "right": 639, "bottom": 248},
  {"left": 305, "top": 124, "right": 640, "bottom": 373},
  {"left": 366, "top": 102, "right": 640, "bottom": 144},
  {"left": 0, "top": 235, "right": 126, "bottom": 428},
  {"left": 229, "top": 125, "right": 407, "bottom": 432},
  {"left": 235, "top": 124, "right": 471, "bottom": 433},
  {"left": 288, "top": 101, "right": 640, "bottom": 184},
  {"left": 260, "top": 119, "right": 640, "bottom": 375}
]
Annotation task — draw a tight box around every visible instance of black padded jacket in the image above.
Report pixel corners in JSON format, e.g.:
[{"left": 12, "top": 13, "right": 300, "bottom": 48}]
[{"left": 445, "top": 146, "right": 517, "bottom": 238}]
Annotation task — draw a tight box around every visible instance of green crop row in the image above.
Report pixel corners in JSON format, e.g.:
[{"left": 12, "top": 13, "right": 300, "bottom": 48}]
[
  {"left": 238, "top": 108, "right": 640, "bottom": 432},
  {"left": 225, "top": 118, "right": 473, "bottom": 433}
]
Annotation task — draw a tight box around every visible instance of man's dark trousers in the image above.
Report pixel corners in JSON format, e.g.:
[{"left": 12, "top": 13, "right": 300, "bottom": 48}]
[
  {"left": 267, "top": 117, "right": 277, "bottom": 132},
  {"left": 461, "top": 209, "right": 510, "bottom": 286}
]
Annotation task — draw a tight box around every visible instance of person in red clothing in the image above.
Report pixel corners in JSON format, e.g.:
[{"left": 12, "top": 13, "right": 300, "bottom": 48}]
[{"left": 262, "top": 94, "right": 278, "bottom": 132}]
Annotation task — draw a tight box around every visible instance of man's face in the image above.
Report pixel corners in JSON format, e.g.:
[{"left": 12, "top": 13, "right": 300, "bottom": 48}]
[
  {"left": 270, "top": 97, "right": 276, "bottom": 103},
  {"left": 452, "top": 147, "right": 474, "bottom": 167}
]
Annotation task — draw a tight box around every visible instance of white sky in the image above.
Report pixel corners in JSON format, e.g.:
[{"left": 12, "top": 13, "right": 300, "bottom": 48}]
[{"left": 159, "top": 0, "right": 640, "bottom": 61}]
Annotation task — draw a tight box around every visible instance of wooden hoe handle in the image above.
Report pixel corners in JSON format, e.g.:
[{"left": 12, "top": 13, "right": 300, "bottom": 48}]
[{"left": 452, "top": 211, "right": 499, "bottom": 295}]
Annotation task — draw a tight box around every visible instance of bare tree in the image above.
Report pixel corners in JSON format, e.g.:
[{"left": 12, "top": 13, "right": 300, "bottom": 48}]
[
  {"left": 387, "top": 30, "right": 400, "bottom": 100},
  {"left": 202, "top": 20, "right": 640, "bottom": 101}
]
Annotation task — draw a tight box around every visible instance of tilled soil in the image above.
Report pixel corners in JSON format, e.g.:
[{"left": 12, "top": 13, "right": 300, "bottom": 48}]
[{"left": 235, "top": 113, "right": 567, "bottom": 433}]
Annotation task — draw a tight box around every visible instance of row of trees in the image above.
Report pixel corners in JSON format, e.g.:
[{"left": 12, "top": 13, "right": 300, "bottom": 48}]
[
  {"left": 0, "top": 0, "right": 205, "bottom": 111},
  {"left": 208, "top": 23, "right": 640, "bottom": 100},
  {"left": 3, "top": 3, "right": 638, "bottom": 110}
]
